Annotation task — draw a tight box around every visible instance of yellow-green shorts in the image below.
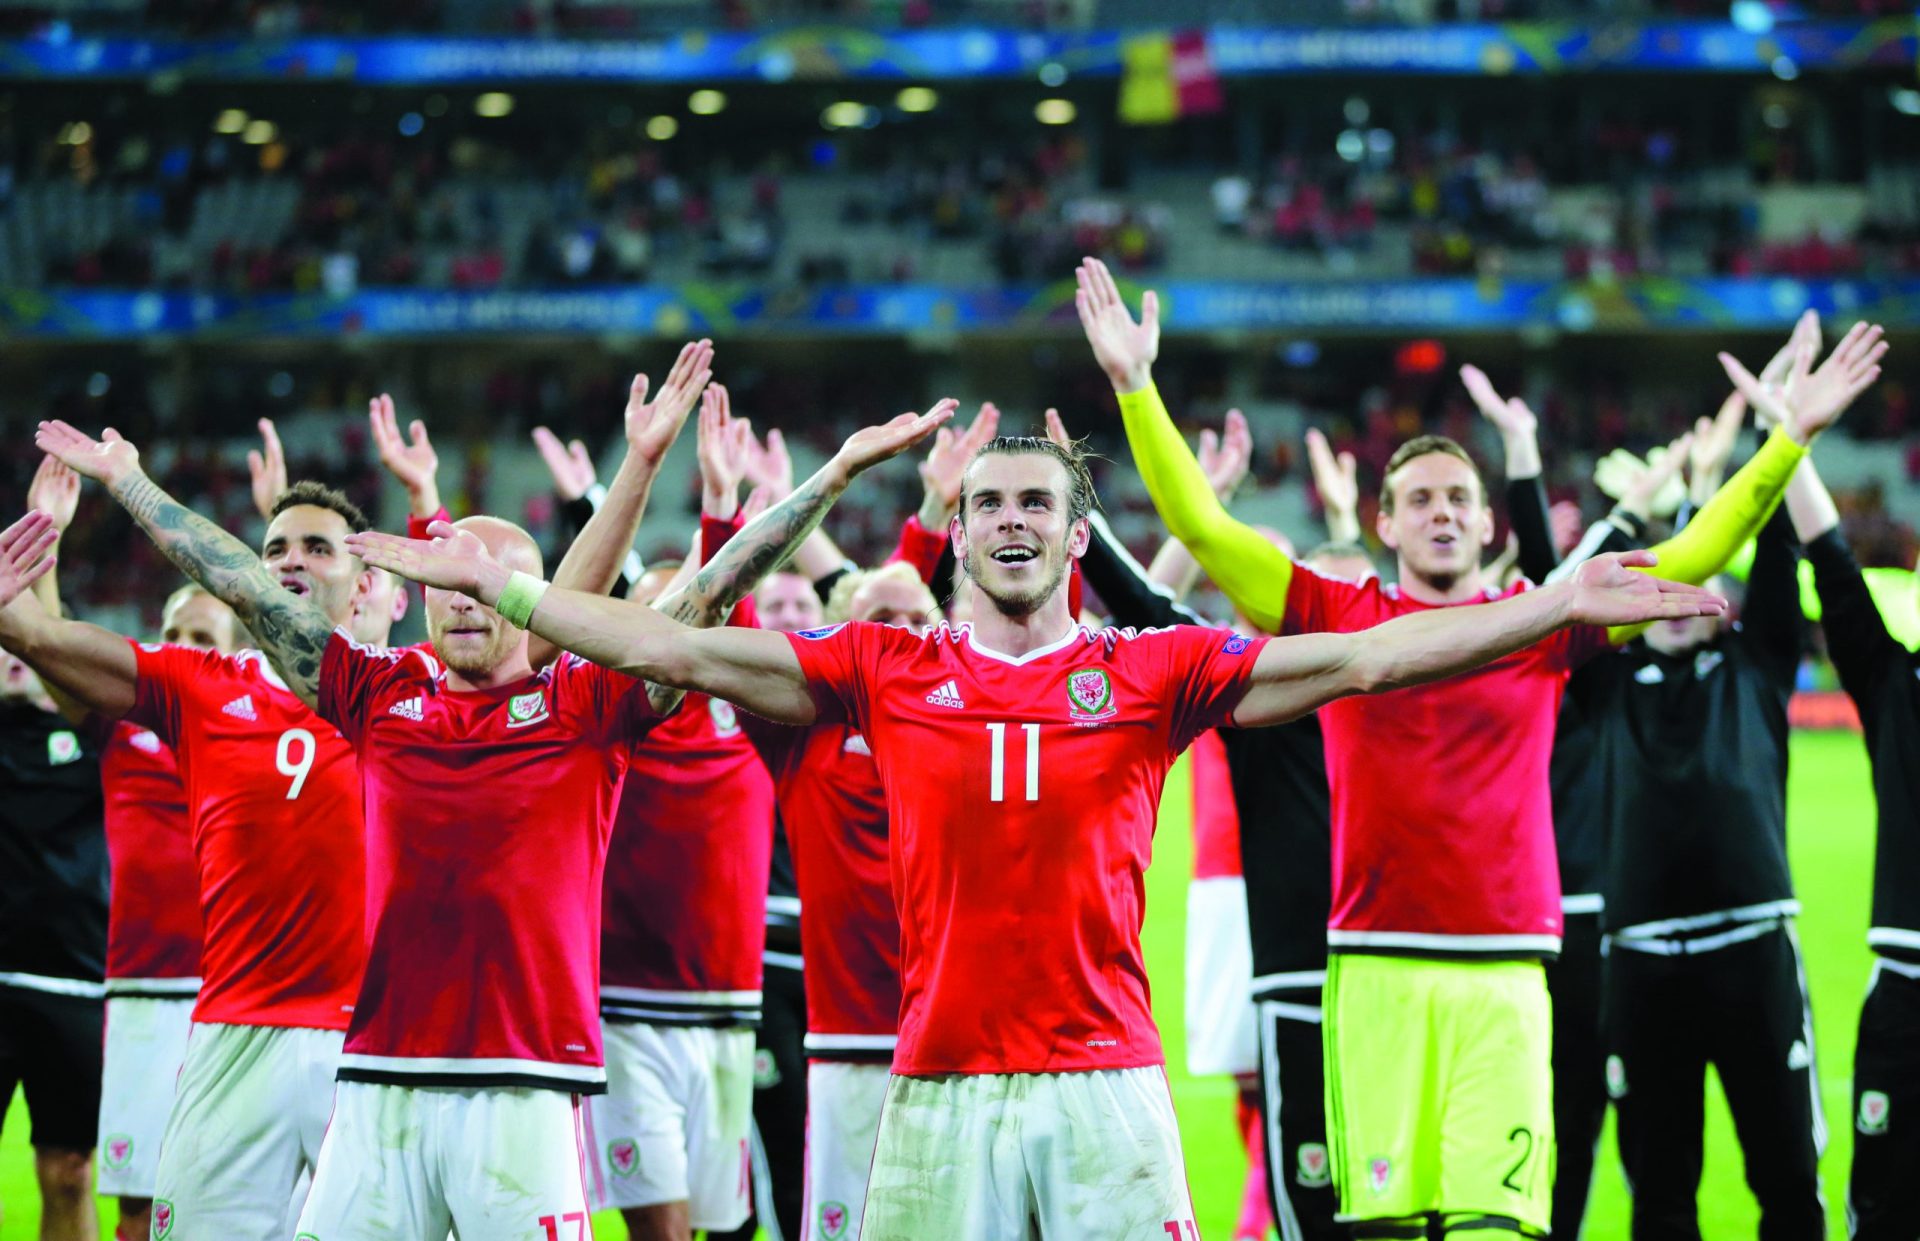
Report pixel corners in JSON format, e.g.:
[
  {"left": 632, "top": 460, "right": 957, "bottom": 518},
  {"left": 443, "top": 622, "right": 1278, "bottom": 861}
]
[{"left": 1324, "top": 953, "right": 1554, "bottom": 1232}]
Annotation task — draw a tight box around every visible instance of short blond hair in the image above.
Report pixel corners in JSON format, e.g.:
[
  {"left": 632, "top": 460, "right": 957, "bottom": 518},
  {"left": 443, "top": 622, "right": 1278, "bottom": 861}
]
[{"left": 826, "top": 561, "right": 929, "bottom": 624}]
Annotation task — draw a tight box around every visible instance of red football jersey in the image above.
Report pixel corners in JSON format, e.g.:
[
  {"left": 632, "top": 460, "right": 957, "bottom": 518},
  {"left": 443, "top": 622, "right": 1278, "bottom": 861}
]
[
  {"left": 599, "top": 692, "right": 775, "bottom": 1026},
  {"left": 745, "top": 717, "right": 901, "bottom": 1055},
  {"left": 99, "top": 721, "right": 201, "bottom": 992},
  {"left": 318, "top": 632, "right": 660, "bottom": 1092},
  {"left": 788, "top": 620, "right": 1266, "bottom": 1076},
  {"left": 127, "top": 643, "right": 365, "bottom": 1029},
  {"left": 1189, "top": 729, "right": 1242, "bottom": 881},
  {"left": 1282, "top": 570, "right": 1609, "bottom": 955}
]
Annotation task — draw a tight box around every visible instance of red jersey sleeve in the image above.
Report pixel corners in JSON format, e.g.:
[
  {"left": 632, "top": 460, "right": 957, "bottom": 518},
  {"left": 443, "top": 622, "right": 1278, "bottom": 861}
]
[
  {"left": 886, "top": 513, "right": 948, "bottom": 585},
  {"left": 127, "top": 640, "right": 214, "bottom": 744},
  {"left": 783, "top": 621, "right": 884, "bottom": 729},
  {"left": 1161, "top": 626, "right": 1270, "bottom": 753},
  {"left": 318, "top": 628, "right": 430, "bottom": 745},
  {"left": 1281, "top": 562, "right": 1366, "bottom": 636},
  {"left": 407, "top": 507, "right": 452, "bottom": 541}
]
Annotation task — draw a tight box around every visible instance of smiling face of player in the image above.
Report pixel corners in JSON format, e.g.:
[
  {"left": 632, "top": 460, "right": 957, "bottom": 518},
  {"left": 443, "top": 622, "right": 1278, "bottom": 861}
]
[
  {"left": 755, "top": 571, "right": 826, "bottom": 634},
  {"left": 1377, "top": 450, "right": 1494, "bottom": 597},
  {"left": 954, "top": 448, "right": 1091, "bottom": 619},
  {"left": 425, "top": 516, "right": 543, "bottom": 684},
  {"left": 263, "top": 504, "right": 373, "bottom": 628},
  {"left": 161, "top": 586, "right": 241, "bottom": 653}
]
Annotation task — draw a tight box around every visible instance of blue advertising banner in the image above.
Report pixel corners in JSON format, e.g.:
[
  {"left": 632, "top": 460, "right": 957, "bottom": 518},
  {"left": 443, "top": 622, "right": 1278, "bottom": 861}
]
[
  {"left": 2, "top": 277, "right": 1915, "bottom": 340},
  {"left": 0, "top": 19, "right": 1910, "bottom": 83}
]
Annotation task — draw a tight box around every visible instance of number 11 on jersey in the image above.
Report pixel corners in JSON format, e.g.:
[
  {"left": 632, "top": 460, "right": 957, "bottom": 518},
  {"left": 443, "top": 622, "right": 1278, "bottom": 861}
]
[{"left": 985, "top": 722, "right": 1040, "bottom": 803}]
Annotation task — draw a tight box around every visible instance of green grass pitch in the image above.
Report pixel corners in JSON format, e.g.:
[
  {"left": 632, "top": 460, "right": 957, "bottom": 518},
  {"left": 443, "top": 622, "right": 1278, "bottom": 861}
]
[{"left": 0, "top": 730, "right": 1878, "bottom": 1239}]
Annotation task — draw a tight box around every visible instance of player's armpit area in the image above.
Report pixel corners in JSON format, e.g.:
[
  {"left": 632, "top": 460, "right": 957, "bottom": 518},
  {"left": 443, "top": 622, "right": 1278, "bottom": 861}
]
[
  {"left": 1608, "top": 426, "right": 1806, "bottom": 644},
  {"left": 1117, "top": 381, "right": 1294, "bottom": 633}
]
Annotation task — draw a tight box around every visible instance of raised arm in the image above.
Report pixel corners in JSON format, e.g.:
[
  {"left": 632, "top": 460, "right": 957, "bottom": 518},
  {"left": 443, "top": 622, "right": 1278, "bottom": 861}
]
[
  {"left": 1305, "top": 426, "right": 1362, "bottom": 547},
  {"left": 1233, "top": 550, "right": 1727, "bottom": 727},
  {"left": 35, "top": 422, "right": 333, "bottom": 708},
  {"left": 1076, "top": 258, "right": 1299, "bottom": 632},
  {"left": 349, "top": 404, "right": 958, "bottom": 720},
  {"left": 369, "top": 393, "right": 444, "bottom": 521},
  {"left": 1789, "top": 457, "right": 1900, "bottom": 709},
  {"left": 528, "top": 341, "right": 711, "bottom": 665},
  {"left": 0, "top": 512, "right": 139, "bottom": 719},
  {"left": 1634, "top": 320, "right": 1885, "bottom": 593}
]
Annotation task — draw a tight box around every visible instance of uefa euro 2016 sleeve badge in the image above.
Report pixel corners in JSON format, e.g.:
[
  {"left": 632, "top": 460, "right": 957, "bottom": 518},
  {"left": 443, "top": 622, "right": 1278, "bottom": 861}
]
[{"left": 1066, "top": 668, "right": 1118, "bottom": 725}]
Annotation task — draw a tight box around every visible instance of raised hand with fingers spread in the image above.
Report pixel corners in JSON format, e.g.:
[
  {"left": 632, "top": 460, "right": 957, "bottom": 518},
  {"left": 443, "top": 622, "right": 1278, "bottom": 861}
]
[
  {"left": 1619, "top": 430, "right": 1694, "bottom": 524},
  {"left": 27, "top": 455, "right": 81, "bottom": 534},
  {"left": 698, "top": 383, "right": 754, "bottom": 520},
  {"left": 1459, "top": 364, "right": 1543, "bottom": 481},
  {"left": 531, "top": 427, "right": 597, "bottom": 502},
  {"left": 1305, "top": 428, "right": 1362, "bottom": 545},
  {"left": 919, "top": 401, "right": 1001, "bottom": 528},
  {"left": 625, "top": 338, "right": 713, "bottom": 464},
  {"left": 741, "top": 426, "right": 794, "bottom": 505},
  {"left": 1198, "top": 409, "right": 1252, "bottom": 503},
  {"left": 1720, "top": 320, "right": 1888, "bottom": 445},
  {"left": 1075, "top": 257, "right": 1159, "bottom": 393},
  {"left": 369, "top": 394, "right": 442, "bottom": 519},
  {"left": 1687, "top": 391, "right": 1748, "bottom": 506},
  {"left": 248, "top": 418, "right": 289, "bottom": 521},
  {"left": 0, "top": 511, "right": 60, "bottom": 611},
  {"left": 35, "top": 421, "right": 141, "bottom": 488}
]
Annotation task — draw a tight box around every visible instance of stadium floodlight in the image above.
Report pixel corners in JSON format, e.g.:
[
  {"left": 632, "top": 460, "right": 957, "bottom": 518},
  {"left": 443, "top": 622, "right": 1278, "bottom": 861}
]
[
  {"left": 896, "top": 87, "right": 938, "bottom": 113},
  {"left": 821, "top": 101, "right": 874, "bottom": 130},
  {"left": 242, "top": 119, "right": 275, "bottom": 145},
  {"left": 1034, "top": 98, "right": 1076, "bottom": 126},
  {"left": 475, "top": 92, "right": 515, "bottom": 118},
  {"left": 688, "top": 90, "right": 727, "bottom": 116},
  {"left": 57, "top": 121, "right": 93, "bottom": 146},
  {"left": 1335, "top": 129, "right": 1365, "bottom": 162},
  {"left": 398, "top": 112, "right": 425, "bottom": 137},
  {"left": 1771, "top": 56, "right": 1799, "bottom": 81},
  {"left": 646, "top": 115, "right": 679, "bottom": 140},
  {"left": 213, "top": 108, "right": 248, "bottom": 135},
  {"left": 1039, "top": 62, "right": 1067, "bottom": 87},
  {"left": 1891, "top": 88, "right": 1920, "bottom": 117}
]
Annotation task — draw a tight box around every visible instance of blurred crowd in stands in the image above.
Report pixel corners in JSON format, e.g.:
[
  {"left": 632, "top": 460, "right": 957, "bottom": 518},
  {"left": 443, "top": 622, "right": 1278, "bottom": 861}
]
[{"left": 7, "top": 93, "right": 1919, "bottom": 294}]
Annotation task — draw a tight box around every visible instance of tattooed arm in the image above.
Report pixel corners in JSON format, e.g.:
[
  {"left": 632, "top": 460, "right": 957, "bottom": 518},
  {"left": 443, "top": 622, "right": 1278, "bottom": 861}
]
[
  {"left": 349, "top": 403, "right": 957, "bottom": 723},
  {"left": 35, "top": 422, "right": 334, "bottom": 709}
]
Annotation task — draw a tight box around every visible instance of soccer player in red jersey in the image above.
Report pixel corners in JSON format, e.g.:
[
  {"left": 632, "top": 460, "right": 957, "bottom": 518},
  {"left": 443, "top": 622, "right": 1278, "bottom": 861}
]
[
  {"left": 31, "top": 394, "right": 952, "bottom": 1238},
  {"left": 1093, "top": 253, "right": 1886, "bottom": 1237},
  {"left": 587, "top": 387, "right": 778, "bottom": 1240},
  {"left": 0, "top": 473, "right": 396, "bottom": 1241},
  {"left": 351, "top": 419, "right": 1725, "bottom": 1240},
  {"left": 96, "top": 585, "right": 240, "bottom": 1241}
]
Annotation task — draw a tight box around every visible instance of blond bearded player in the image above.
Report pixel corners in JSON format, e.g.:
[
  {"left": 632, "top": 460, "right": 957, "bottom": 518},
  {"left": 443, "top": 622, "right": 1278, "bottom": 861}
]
[{"left": 349, "top": 423, "right": 1725, "bottom": 1241}]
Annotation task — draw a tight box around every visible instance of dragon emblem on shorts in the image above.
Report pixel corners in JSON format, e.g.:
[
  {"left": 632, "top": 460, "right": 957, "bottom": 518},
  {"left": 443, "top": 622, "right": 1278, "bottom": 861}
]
[
  {"left": 103, "top": 1134, "right": 132, "bottom": 1170},
  {"left": 152, "top": 1199, "right": 174, "bottom": 1239},
  {"left": 609, "top": 1138, "right": 640, "bottom": 1177},
  {"left": 819, "top": 1201, "right": 850, "bottom": 1239}
]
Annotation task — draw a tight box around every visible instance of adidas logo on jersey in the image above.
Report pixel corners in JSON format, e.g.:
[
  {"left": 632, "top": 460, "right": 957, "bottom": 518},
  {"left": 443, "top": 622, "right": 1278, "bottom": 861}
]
[
  {"left": 221, "top": 695, "right": 257, "bottom": 721},
  {"left": 388, "top": 696, "right": 425, "bottom": 722},
  {"left": 925, "top": 680, "right": 965, "bottom": 709}
]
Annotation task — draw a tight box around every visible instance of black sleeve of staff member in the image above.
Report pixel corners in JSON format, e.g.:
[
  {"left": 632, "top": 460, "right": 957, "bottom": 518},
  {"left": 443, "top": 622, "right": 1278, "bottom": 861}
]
[
  {"left": 1742, "top": 505, "right": 1806, "bottom": 690},
  {"left": 1806, "top": 528, "right": 1904, "bottom": 723},
  {"left": 1507, "top": 474, "right": 1560, "bottom": 585},
  {"left": 1081, "top": 511, "right": 1213, "bottom": 631},
  {"left": 556, "top": 492, "right": 639, "bottom": 599}
]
